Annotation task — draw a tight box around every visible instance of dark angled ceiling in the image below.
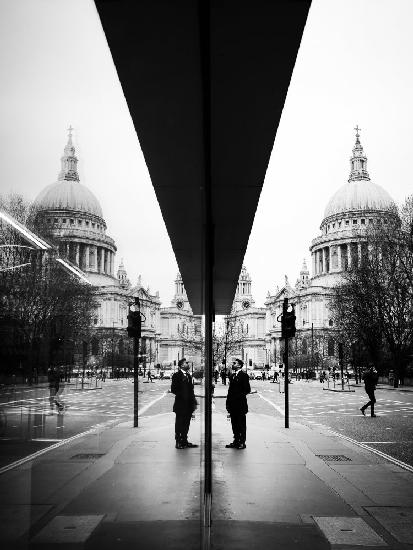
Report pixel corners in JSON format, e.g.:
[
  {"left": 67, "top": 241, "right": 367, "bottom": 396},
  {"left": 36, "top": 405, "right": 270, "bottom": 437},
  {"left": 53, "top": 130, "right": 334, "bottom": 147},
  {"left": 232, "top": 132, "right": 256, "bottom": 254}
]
[{"left": 95, "top": 0, "right": 311, "bottom": 315}]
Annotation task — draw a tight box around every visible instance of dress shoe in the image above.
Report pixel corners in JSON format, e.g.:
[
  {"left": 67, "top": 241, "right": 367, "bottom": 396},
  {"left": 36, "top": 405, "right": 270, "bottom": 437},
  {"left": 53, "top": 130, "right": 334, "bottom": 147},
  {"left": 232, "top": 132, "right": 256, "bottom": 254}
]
[
  {"left": 236, "top": 443, "right": 246, "bottom": 449},
  {"left": 360, "top": 408, "right": 366, "bottom": 416},
  {"left": 371, "top": 414, "right": 377, "bottom": 417},
  {"left": 175, "top": 442, "right": 186, "bottom": 449},
  {"left": 185, "top": 442, "right": 198, "bottom": 448},
  {"left": 225, "top": 442, "right": 238, "bottom": 448}
]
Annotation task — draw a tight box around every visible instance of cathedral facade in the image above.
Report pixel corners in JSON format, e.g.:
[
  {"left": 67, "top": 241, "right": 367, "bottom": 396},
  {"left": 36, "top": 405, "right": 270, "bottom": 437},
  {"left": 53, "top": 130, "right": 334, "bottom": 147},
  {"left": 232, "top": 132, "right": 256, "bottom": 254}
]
[
  {"left": 229, "top": 266, "right": 266, "bottom": 367},
  {"left": 159, "top": 272, "right": 202, "bottom": 367},
  {"left": 265, "top": 130, "right": 396, "bottom": 372},
  {"left": 33, "top": 129, "right": 162, "bottom": 371}
]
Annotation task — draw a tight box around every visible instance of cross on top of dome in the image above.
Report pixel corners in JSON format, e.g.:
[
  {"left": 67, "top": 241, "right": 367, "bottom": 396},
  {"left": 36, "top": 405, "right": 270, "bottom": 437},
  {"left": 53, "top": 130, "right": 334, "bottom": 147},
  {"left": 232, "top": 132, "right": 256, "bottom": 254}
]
[{"left": 354, "top": 124, "right": 361, "bottom": 138}]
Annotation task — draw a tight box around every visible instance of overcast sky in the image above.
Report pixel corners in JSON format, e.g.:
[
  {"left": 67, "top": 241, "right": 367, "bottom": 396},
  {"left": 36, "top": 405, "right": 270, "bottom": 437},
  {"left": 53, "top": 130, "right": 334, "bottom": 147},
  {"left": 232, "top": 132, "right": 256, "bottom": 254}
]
[{"left": 1, "top": 0, "right": 412, "bottom": 307}]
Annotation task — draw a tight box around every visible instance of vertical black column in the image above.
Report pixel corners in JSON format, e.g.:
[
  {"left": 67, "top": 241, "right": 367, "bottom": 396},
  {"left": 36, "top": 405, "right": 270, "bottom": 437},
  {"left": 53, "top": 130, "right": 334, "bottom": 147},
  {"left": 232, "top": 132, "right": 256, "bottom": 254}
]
[{"left": 199, "top": 0, "right": 212, "bottom": 547}]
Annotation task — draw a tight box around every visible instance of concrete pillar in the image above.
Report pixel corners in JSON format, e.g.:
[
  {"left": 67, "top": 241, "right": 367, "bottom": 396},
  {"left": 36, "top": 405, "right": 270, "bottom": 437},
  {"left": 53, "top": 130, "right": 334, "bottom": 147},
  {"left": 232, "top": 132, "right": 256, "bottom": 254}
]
[{"left": 75, "top": 243, "right": 80, "bottom": 266}]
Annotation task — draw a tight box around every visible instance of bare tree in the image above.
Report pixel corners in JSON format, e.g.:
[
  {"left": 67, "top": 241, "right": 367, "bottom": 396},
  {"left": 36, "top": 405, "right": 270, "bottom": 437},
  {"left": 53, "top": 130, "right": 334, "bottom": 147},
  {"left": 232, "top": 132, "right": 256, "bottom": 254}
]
[
  {"left": 0, "top": 193, "right": 98, "bottom": 378},
  {"left": 330, "top": 199, "right": 413, "bottom": 387}
]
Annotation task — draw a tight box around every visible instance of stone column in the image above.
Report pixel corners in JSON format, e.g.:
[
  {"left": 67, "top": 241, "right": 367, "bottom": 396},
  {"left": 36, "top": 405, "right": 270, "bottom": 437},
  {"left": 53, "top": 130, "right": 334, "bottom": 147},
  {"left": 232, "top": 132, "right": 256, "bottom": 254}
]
[
  {"left": 84, "top": 245, "right": 90, "bottom": 270},
  {"left": 358, "top": 243, "right": 362, "bottom": 266},
  {"left": 66, "top": 242, "right": 70, "bottom": 258},
  {"left": 328, "top": 246, "right": 332, "bottom": 273},
  {"left": 337, "top": 244, "right": 342, "bottom": 271},
  {"left": 347, "top": 243, "right": 352, "bottom": 268},
  {"left": 103, "top": 249, "right": 107, "bottom": 274},
  {"left": 93, "top": 245, "right": 98, "bottom": 271},
  {"left": 75, "top": 243, "right": 80, "bottom": 266},
  {"left": 322, "top": 248, "right": 326, "bottom": 273},
  {"left": 99, "top": 248, "right": 104, "bottom": 273}
]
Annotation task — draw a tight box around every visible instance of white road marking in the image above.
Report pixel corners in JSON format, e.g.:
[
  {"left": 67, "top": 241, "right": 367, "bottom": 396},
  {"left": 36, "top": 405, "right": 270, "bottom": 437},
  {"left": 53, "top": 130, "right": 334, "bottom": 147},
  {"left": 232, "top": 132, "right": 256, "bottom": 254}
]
[
  {"left": 257, "top": 393, "right": 284, "bottom": 416},
  {"left": 0, "top": 420, "right": 115, "bottom": 476},
  {"left": 325, "top": 428, "right": 413, "bottom": 474}
]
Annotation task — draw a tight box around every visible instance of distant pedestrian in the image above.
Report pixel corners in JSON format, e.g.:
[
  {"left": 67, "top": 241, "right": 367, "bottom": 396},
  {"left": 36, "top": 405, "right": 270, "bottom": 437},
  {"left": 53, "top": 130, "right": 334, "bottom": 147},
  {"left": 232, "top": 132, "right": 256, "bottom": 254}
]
[
  {"left": 221, "top": 366, "right": 227, "bottom": 385},
  {"left": 48, "top": 366, "right": 64, "bottom": 412},
  {"left": 171, "top": 358, "right": 198, "bottom": 448},
  {"left": 225, "top": 359, "right": 251, "bottom": 449},
  {"left": 147, "top": 370, "right": 154, "bottom": 383},
  {"left": 360, "top": 364, "right": 379, "bottom": 417},
  {"left": 273, "top": 370, "right": 278, "bottom": 383}
]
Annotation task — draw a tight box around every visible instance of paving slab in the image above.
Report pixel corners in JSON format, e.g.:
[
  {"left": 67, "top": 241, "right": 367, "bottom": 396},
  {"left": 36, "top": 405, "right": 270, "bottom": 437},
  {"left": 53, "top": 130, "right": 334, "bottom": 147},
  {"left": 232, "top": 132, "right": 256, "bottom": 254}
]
[
  {"left": 85, "top": 520, "right": 201, "bottom": 550},
  {"left": 31, "top": 514, "right": 104, "bottom": 545},
  {"left": 366, "top": 507, "right": 413, "bottom": 544},
  {"left": 0, "top": 504, "right": 51, "bottom": 542},
  {"left": 313, "top": 516, "right": 387, "bottom": 546},
  {"left": 211, "top": 521, "right": 330, "bottom": 550}
]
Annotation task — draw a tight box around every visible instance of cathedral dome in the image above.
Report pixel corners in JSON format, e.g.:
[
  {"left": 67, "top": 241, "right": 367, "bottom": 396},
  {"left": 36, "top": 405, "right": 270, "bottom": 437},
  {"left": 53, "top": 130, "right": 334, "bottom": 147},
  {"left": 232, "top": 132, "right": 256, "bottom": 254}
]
[
  {"left": 323, "top": 129, "right": 394, "bottom": 221},
  {"left": 35, "top": 180, "right": 103, "bottom": 218},
  {"left": 324, "top": 179, "right": 394, "bottom": 219},
  {"left": 35, "top": 128, "right": 104, "bottom": 219}
]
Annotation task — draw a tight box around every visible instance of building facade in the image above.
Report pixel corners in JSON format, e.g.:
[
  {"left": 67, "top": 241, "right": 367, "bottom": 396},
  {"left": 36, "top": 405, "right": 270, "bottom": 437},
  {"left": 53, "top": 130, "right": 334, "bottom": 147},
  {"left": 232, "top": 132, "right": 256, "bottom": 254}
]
[
  {"left": 229, "top": 266, "right": 266, "bottom": 368},
  {"left": 33, "top": 129, "right": 162, "bottom": 371},
  {"left": 265, "top": 130, "right": 396, "bottom": 372},
  {"left": 159, "top": 272, "right": 202, "bottom": 367}
]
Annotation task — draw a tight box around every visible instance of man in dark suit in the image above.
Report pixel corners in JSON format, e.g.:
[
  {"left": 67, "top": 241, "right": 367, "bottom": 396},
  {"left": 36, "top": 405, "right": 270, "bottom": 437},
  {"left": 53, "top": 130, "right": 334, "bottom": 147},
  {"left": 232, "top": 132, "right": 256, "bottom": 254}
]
[
  {"left": 360, "top": 364, "right": 379, "bottom": 417},
  {"left": 226, "top": 359, "right": 251, "bottom": 449},
  {"left": 171, "top": 358, "right": 198, "bottom": 448}
]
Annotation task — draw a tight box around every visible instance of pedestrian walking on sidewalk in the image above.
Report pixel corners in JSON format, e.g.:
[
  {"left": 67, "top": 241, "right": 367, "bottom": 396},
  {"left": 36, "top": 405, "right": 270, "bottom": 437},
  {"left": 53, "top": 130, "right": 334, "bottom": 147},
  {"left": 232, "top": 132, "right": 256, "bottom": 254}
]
[
  {"left": 48, "top": 366, "right": 64, "bottom": 412},
  {"left": 221, "top": 365, "right": 228, "bottom": 385},
  {"left": 171, "top": 358, "right": 198, "bottom": 449},
  {"left": 225, "top": 359, "right": 251, "bottom": 449},
  {"left": 360, "top": 364, "right": 379, "bottom": 417}
]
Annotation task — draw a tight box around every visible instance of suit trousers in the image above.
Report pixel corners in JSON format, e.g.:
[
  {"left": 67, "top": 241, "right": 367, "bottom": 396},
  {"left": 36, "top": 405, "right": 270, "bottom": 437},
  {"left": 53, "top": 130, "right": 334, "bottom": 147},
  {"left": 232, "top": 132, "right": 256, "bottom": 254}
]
[
  {"left": 361, "top": 388, "right": 376, "bottom": 416},
  {"left": 230, "top": 412, "right": 246, "bottom": 444},
  {"left": 175, "top": 410, "right": 192, "bottom": 443}
]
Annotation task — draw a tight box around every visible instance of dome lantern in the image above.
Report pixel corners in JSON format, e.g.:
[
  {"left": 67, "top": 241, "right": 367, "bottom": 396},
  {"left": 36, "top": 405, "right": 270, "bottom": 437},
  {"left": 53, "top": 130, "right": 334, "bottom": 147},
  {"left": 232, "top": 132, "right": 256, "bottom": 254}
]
[
  {"left": 349, "top": 125, "right": 370, "bottom": 182},
  {"left": 58, "top": 126, "right": 80, "bottom": 182}
]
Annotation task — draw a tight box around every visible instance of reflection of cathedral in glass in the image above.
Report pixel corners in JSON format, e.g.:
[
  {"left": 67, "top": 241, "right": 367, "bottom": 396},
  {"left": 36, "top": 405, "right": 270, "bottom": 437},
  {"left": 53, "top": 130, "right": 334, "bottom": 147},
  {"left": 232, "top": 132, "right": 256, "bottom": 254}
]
[
  {"left": 34, "top": 128, "right": 117, "bottom": 284},
  {"left": 33, "top": 129, "right": 161, "bottom": 369},
  {"left": 159, "top": 272, "right": 202, "bottom": 366}
]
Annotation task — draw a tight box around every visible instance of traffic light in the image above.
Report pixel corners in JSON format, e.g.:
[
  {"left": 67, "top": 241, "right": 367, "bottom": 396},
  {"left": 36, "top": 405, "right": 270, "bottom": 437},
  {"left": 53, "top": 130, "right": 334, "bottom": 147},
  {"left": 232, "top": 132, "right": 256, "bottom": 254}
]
[
  {"left": 282, "top": 309, "right": 296, "bottom": 339},
  {"left": 127, "top": 310, "right": 141, "bottom": 338}
]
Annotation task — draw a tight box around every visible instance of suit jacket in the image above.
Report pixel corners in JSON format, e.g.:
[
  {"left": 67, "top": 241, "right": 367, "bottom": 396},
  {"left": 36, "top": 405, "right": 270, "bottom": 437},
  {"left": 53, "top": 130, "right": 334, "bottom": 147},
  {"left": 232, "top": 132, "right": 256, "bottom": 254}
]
[
  {"left": 363, "top": 369, "right": 378, "bottom": 391},
  {"left": 171, "top": 369, "right": 197, "bottom": 413},
  {"left": 226, "top": 370, "right": 251, "bottom": 414}
]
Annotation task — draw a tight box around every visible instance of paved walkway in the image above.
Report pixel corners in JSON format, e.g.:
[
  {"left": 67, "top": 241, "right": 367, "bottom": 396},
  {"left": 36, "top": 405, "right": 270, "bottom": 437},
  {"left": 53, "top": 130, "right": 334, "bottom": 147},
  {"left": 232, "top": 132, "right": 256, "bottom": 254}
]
[{"left": 0, "top": 405, "right": 413, "bottom": 549}]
